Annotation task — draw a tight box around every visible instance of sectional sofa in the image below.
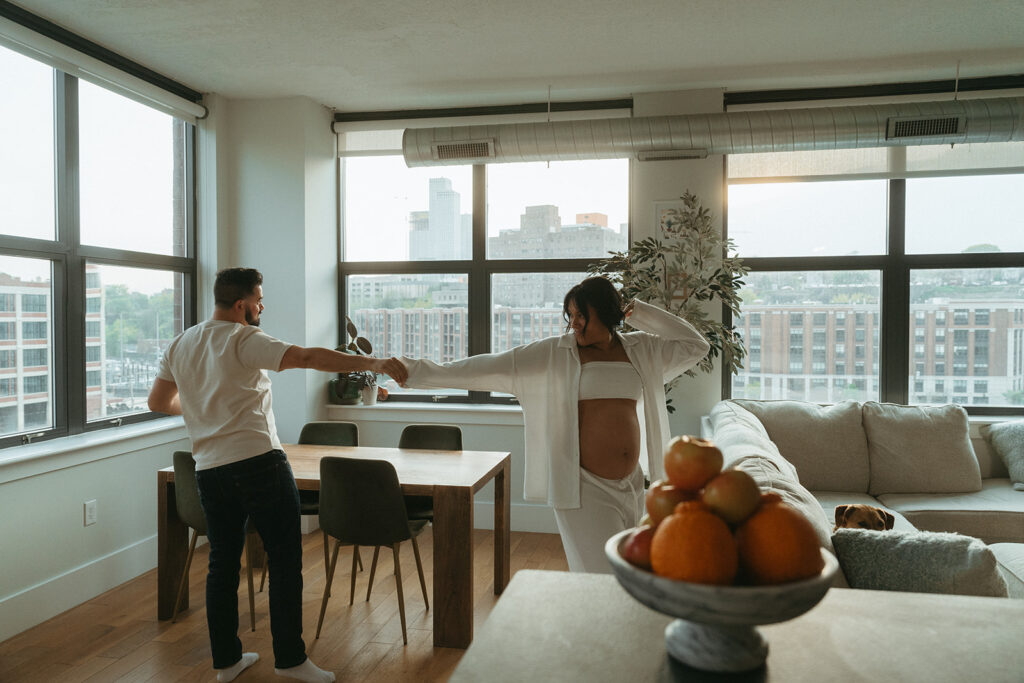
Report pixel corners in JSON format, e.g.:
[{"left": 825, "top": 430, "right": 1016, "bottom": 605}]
[{"left": 703, "top": 399, "right": 1024, "bottom": 597}]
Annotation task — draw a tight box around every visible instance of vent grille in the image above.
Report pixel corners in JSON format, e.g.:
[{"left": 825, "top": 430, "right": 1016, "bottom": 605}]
[
  {"left": 431, "top": 139, "right": 495, "bottom": 161},
  {"left": 887, "top": 116, "right": 964, "bottom": 139},
  {"left": 637, "top": 149, "right": 708, "bottom": 161}
]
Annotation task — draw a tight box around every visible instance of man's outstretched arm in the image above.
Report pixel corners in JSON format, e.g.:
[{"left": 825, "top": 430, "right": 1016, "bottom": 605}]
[
  {"left": 148, "top": 377, "right": 182, "bottom": 415},
  {"left": 278, "top": 346, "right": 408, "bottom": 385}
]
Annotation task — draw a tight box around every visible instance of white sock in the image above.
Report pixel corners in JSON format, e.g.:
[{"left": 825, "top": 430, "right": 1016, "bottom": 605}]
[
  {"left": 217, "top": 652, "right": 259, "bottom": 682},
  {"left": 274, "top": 657, "right": 336, "bottom": 683}
]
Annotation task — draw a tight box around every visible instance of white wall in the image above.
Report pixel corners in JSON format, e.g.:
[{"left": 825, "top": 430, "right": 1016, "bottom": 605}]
[
  {"left": 0, "top": 421, "right": 189, "bottom": 642},
  {"left": 208, "top": 95, "right": 339, "bottom": 442}
]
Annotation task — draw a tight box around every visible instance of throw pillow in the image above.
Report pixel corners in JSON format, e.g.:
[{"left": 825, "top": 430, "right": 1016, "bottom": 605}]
[
  {"left": 862, "top": 402, "right": 982, "bottom": 495},
  {"left": 731, "top": 399, "right": 870, "bottom": 492},
  {"left": 831, "top": 528, "right": 1009, "bottom": 597},
  {"left": 980, "top": 421, "right": 1024, "bottom": 489}
]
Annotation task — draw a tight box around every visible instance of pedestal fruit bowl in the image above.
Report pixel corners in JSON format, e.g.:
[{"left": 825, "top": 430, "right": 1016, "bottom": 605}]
[{"left": 606, "top": 529, "right": 839, "bottom": 673}]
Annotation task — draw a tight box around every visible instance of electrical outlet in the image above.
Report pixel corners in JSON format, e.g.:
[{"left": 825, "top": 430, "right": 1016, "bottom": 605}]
[{"left": 84, "top": 499, "right": 97, "bottom": 526}]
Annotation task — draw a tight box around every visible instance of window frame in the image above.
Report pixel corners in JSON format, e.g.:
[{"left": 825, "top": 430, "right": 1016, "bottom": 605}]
[
  {"left": 724, "top": 175, "right": 1024, "bottom": 415},
  {"left": 338, "top": 161, "right": 631, "bottom": 404},
  {"left": 0, "top": 67, "right": 196, "bottom": 448}
]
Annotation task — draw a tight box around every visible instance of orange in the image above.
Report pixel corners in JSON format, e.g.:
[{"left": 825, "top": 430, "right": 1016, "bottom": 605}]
[
  {"left": 650, "top": 501, "right": 738, "bottom": 585},
  {"left": 734, "top": 496, "right": 825, "bottom": 585}
]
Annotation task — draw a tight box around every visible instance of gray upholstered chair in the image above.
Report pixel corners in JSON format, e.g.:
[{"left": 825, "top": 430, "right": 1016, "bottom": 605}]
[
  {"left": 315, "top": 456, "right": 429, "bottom": 644},
  {"left": 171, "top": 451, "right": 258, "bottom": 631},
  {"left": 292, "top": 421, "right": 362, "bottom": 588},
  {"left": 398, "top": 424, "right": 463, "bottom": 522}
]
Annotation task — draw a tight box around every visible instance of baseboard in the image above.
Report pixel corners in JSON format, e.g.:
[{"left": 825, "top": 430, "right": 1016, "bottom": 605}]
[{"left": 0, "top": 535, "right": 157, "bottom": 643}]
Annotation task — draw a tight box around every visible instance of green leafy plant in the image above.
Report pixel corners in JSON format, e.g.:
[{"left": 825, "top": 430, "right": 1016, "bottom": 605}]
[
  {"left": 589, "top": 190, "right": 749, "bottom": 410},
  {"left": 340, "top": 316, "right": 376, "bottom": 389},
  {"left": 328, "top": 317, "right": 376, "bottom": 404}
]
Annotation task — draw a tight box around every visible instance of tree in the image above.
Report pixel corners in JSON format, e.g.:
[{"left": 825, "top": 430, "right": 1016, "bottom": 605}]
[{"left": 589, "top": 190, "right": 749, "bottom": 410}]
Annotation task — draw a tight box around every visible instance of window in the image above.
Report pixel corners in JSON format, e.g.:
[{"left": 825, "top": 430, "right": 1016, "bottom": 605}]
[
  {"left": 0, "top": 46, "right": 194, "bottom": 445},
  {"left": 23, "top": 375, "right": 47, "bottom": 394},
  {"left": 22, "top": 322, "right": 46, "bottom": 340},
  {"left": 728, "top": 143, "right": 1024, "bottom": 413},
  {"left": 341, "top": 139, "right": 628, "bottom": 402},
  {"left": 0, "top": 378, "right": 15, "bottom": 396},
  {"left": 87, "top": 265, "right": 185, "bottom": 421},
  {"left": 21, "top": 294, "right": 46, "bottom": 313},
  {"left": 729, "top": 270, "right": 880, "bottom": 403},
  {"left": 22, "top": 348, "right": 47, "bottom": 367}
]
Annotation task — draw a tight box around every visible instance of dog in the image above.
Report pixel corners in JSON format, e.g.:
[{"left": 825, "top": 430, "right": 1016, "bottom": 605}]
[{"left": 834, "top": 504, "right": 895, "bottom": 532}]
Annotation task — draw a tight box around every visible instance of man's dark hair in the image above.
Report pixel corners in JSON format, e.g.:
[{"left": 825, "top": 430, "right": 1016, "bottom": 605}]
[
  {"left": 563, "top": 276, "right": 625, "bottom": 334},
  {"left": 214, "top": 268, "right": 263, "bottom": 309}
]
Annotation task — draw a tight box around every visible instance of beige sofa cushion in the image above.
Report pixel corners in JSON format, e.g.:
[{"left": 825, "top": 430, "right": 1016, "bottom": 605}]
[
  {"left": 709, "top": 401, "right": 835, "bottom": 555},
  {"left": 731, "top": 399, "right": 870, "bottom": 493},
  {"left": 862, "top": 402, "right": 982, "bottom": 495},
  {"left": 877, "top": 480, "right": 1024, "bottom": 544},
  {"left": 990, "top": 543, "right": 1024, "bottom": 599}
]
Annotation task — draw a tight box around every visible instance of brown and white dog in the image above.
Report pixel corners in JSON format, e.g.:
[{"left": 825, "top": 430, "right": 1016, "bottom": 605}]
[{"left": 834, "top": 504, "right": 895, "bottom": 532}]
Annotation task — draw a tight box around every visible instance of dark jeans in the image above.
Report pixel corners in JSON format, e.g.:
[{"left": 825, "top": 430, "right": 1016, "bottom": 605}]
[{"left": 195, "top": 449, "right": 307, "bottom": 670}]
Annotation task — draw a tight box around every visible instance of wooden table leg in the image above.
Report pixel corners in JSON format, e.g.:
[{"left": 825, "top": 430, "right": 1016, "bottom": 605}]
[
  {"left": 157, "top": 473, "right": 189, "bottom": 620},
  {"left": 494, "top": 458, "right": 510, "bottom": 595},
  {"left": 432, "top": 486, "right": 473, "bottom": 648}
]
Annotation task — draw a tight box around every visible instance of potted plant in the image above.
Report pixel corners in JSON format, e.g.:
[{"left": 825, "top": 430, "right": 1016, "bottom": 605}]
[
  {"left": 588, "top": 190, "right": 748, "bottom": 411},
  {"left": 327, "top": 316, "right": 378, "bottom": 405}
]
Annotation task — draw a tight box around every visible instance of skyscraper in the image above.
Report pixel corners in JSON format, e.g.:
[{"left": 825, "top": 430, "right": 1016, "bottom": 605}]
[{"left": 408, "top": 178, "right": 471, "bottom": 260}]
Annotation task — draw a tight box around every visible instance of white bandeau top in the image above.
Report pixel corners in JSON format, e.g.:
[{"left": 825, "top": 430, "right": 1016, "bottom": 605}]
[{"left": 578, "top": 361, "right": 643, "bottom": 401}]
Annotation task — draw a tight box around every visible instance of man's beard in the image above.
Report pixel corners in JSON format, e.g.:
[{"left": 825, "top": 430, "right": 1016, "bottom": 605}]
[{"left": 246, "top": 310, "right": 261, "bottom": 327}]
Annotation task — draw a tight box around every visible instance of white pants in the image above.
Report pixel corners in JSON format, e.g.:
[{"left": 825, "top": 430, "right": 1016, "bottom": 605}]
[{"left": 553, "top": 465, "right": 645, "bottom": 573}]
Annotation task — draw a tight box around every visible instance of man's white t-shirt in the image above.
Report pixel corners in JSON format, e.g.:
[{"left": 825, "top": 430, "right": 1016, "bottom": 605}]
[{"left": 157, "top": 320, "right": 293, "bottom": 470}]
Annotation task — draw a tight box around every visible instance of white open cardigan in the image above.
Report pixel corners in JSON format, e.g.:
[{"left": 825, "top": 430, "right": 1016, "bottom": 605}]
[{"left": 400, "top": 300, "right": 710, "bottom": 509}]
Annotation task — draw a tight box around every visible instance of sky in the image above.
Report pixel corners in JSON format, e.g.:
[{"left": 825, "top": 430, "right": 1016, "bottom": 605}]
[
  {"left": 342, "top": 156, "right": 629, "bottom": 262},
  {"left": 727, "top": 174, "right": 1024, "bottom": 258},
  {"left": 1, "top": 46, "right": 177, "bottom": 296}
]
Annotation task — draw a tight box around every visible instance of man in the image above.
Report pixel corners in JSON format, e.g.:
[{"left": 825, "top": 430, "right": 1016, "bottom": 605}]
[{"left": 148, "top": 267, "right": 407, "bottom": 683}]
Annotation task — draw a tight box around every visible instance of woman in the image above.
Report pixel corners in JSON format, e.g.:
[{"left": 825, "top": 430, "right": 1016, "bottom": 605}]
[{"left": 400, "top": 276, "right": 709, "bottom": 572}]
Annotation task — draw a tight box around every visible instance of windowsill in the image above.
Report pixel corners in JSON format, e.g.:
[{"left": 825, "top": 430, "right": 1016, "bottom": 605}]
[
  {"left": 0, "top": 416, "right": 188, "bottom": 484},
  {"left": 325, "top": 401, "right": 524, "bottom": 426}
]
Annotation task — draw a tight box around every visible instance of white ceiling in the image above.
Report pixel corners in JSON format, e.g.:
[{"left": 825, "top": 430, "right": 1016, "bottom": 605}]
[{"left": 12, "top": 0, "right": 1024, "bottom": 113}]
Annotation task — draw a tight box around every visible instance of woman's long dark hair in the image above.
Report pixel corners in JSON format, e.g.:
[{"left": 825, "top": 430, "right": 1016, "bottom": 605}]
[{"left": 563, "top": 276, "right": 625, "bottom": 334}]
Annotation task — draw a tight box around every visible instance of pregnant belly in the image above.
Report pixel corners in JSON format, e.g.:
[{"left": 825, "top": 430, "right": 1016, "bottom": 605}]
[{"left": 578, "top": 398, "right": 641, "bottom": 480}]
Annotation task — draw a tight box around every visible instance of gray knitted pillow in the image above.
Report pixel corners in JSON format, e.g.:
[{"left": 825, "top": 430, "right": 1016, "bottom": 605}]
[
  {"left": 831, "top": 528, "right": 1008, "bottom": 597},
  {"left": 981, "top": 421, "right": 1024, "bottom": 489}
]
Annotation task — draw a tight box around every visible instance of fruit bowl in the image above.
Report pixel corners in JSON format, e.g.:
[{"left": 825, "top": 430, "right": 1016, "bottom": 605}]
[{"left": 605, "top": 529, "right": 839, "bottom": 672}]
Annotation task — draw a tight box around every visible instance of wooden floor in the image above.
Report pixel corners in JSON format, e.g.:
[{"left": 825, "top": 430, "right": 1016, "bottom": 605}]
[{"left": 0, "top": 528, "right": 568, "bottom": 683}]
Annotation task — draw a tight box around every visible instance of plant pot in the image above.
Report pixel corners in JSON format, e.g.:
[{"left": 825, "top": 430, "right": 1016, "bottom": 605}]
[
  {"left": 328, "top": 377, "right": 361, "bottom": 405},
  {"left": 360, "top": 384, "right": 378, "bottom": 406}
]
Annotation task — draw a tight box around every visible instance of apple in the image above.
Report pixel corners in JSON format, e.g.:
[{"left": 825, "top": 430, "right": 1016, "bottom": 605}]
[
  {"left": 620, "top": 525, "right": 655, "bottom": 570},
  {"left": 645, "top": 479, "right": 695, "bottom": 526},
  {"left": 700, "top": 468, "right": 762, "bottom": 525},
  {"left": 663, "top": 435, "right": 723, "bottom": 492}
]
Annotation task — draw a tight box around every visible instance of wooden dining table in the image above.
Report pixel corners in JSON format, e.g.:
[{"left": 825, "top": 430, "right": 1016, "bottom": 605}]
[{"left": 157, "top": 444, "right": 511, "bottom": 649}]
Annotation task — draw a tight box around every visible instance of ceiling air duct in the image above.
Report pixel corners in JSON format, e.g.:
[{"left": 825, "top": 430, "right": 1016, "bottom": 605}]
[{"left": 403, "top": 96, "right": 1024, "bottom": 167}]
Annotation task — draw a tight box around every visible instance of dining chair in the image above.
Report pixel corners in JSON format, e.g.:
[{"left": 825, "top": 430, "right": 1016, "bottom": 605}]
[
  {"left": 299, "top": 421, "right": 362, "bottom": 569},
  {"left": 398, "top": 424, "right": 463, "bottom": 523},
  {"left": 315, "top": 456, "right": 429, "bottom": 644},
  {"left": 258, "top": 421, "right": 363, "bottom": 592},
  {"left": 171, "top": 451, "right": 258, "bottom": 631}
]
